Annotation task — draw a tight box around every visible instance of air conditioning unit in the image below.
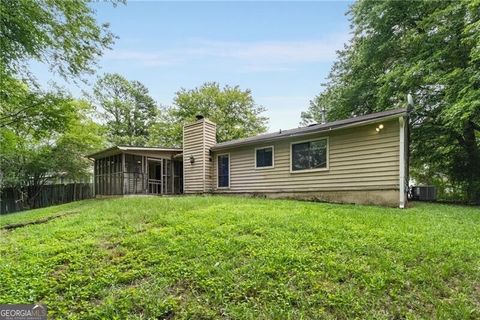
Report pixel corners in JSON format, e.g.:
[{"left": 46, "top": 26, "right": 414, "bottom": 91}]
[{"left": 411, "top": 186, "right": 437, "bottom": 201}]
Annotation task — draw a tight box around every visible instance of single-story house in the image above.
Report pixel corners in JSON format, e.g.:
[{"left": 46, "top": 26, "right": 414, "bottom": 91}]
[{"left": 88, "top": 108, "right": 408, "bottom": 207}]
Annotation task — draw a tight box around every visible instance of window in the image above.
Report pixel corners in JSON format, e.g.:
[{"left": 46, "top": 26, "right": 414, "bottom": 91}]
[
  {"left": 255, "top": 146, "right": 274, "bottom": 168},
  {"left": 291, "top": 138, "right": 328, "bottom": 172},
  {"left": 218, "top": 154, "right": 229, "bottom": 188}
]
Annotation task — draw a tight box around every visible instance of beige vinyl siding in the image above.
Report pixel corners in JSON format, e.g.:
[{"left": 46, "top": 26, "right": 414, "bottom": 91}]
[
  {"left": 203, "top": 121, "right": 216, "bottom": 192},
  {"left": 183, "top": 123, "right": 204, "bottom": 193},
  {"left": 183, "top": 119, "right": 216, "bottom": 193},
  {"left": 212, "top": 119, "right": 400, "bottom": 192}
]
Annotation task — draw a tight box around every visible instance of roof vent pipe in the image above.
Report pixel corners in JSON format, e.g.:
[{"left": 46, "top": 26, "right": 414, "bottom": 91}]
[
  {"left": 196, "top": 115, "right": 204, "bottom": 121},
  {"left": 320, "top": 106, "right": 327, "bottom": 124}
]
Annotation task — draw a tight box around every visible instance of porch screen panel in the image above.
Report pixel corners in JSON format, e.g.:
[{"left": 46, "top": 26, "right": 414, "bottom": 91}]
[
  {"left": 101, "top": 158, "right": 106, "bottom": 195},
  {"left": 117, "top": 154, "right": 122, "bottom": 194},
  {"left": 125, "top": 155, "right": 144, "bottom": 194},
  {"left": 113, "top": 154, "right": 121, "bottom": 195},
  {"left": 174, "top": 161, "right": 183, "bottom": 194},
  {"left": 162, "top": 159, "right": 166, "bottom": 194},
  {"left": 167, "top": 159, "right": 171, "bottom": 194},
  {"left": 94, "top": 159, "right": 98, "bottom": 195}
]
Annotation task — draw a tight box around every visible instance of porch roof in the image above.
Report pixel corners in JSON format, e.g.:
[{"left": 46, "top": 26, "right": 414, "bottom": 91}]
[{"left": 87, "top": 146, "right": 183, "bottom": 159}]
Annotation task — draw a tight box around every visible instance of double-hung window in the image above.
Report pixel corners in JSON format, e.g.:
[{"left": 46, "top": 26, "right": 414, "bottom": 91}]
[
  {"left": 255, "top": 146, "right": 274, "bottom": 169},
  {"left": 217, "top": 154, "right": 230, "bottom": 188},
  {"left": 291, "top": 138, "right": 328, "bottom": 172}
]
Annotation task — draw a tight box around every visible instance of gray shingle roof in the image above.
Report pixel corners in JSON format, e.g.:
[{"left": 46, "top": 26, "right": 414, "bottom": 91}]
[{"left": 212, "top": 108, "right": 407, "bottom": 150}]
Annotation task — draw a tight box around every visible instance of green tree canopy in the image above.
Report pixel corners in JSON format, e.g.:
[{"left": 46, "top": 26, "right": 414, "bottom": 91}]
[
  {"left": 0, "top": 0, "right": 118, "bottom": 134},
  {"left": 151, "top": 82, "right": 268, "bottom": 146},
  {"left": 0, "top": 91, "right": 105, "bottom": 207},
  {"left": 0, "top": 77, "right": 74, "bottom": 132},
  {"left": 93, "top": 73, "right": 160, "bottom": 146},
  {"left": 302, "top": 0, "right": 480, "bottom": 203},
  {"left": 0, "top": 0, "right": 117, "bottom": 79}
]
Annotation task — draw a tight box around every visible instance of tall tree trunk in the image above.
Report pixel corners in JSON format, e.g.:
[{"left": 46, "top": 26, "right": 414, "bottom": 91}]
[{"left": 463, "top": 121, "right": 480, "bottom": 204}]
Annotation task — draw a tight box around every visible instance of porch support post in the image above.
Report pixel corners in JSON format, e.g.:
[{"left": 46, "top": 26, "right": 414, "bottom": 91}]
[
  {"left": 171, "top": 157, "right": 175, "bottom": 195},
  {"left": 142, "top": 156, "right": 146, "bottom": 194},
  {"left": 93, "top": 159, "right": 96, "bottom": 197},
  {"left": 160, "top": 159, "right": 164, "bottom": 195},
  {"left": 107, "top": 156, "right": 111, "bottom": 195}
]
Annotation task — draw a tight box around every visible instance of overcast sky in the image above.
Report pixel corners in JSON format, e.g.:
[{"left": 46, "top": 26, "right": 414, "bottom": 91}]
[{"left": 33, "top": 1, "right": 353, "bottom": 131}]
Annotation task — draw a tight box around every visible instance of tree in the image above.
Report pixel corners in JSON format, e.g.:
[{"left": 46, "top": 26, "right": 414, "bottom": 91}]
[
  {"left": 0, "top": 96, "right": 105, "bottom": 208},
  {"left": 0, "top": 77, "right": 75, "bottom": 131},
  {"left": 0, "top": 0, "right": 116, "bottom": 203},
  {"left": 148, "top": 106, "right": 184, "bottom": 147},
  {"left": 0, "top": 0, "right": 118, "bottom": 130},
  {"left": 0, "top": 80, "right": 77, "bottom": 201},
  {"left": 93, "top": 73, "right": 160, "bottom": 146},
  {"left": 152, "top": 82, "right": 268, "bottom": 146},
  {"left": 301, "top": 0, "right": 480, "bottom": 203},
  {"left": 0, "top": 0, "right": 117, "bottom": 80}
]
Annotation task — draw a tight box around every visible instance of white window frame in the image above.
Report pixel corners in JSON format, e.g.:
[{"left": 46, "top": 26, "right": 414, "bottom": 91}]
[
  {"left": 254, "top": 145, "right": 275, "bottom": 170},
  {"left": 290, "top": 137, "right": 329, "bottom": 173},
  {"left": 217, "top": 153, "right": 230, "bottom": 189}
]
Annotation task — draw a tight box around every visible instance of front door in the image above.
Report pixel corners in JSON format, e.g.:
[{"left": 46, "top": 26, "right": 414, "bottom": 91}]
[
  {"left": 147, "top": 158, "right": 175, "bottom": 195},
  {"left": 148, "top": 160, "right": 162, "bottom": 194}
]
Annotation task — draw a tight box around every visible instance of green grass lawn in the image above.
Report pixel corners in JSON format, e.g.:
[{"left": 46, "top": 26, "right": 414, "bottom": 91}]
[{"left": 1, "top": 196, "right": 479, "bottom": 319}]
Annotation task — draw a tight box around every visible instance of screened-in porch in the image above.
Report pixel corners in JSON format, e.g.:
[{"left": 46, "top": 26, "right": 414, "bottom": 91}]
[{"left": 88, "top": 146, "right": 183, "bottom": 196}]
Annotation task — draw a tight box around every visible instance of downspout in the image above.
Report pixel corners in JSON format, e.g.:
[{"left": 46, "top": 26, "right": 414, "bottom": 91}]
[
  {"left": 399, "top": 116, "right": 406, "bottom": 208},
  {"left": 202, "top": 121, "right": 206, "bottom": 193},
  {"left": 182, "top": 124, "right": 185, "bottom": 194}
]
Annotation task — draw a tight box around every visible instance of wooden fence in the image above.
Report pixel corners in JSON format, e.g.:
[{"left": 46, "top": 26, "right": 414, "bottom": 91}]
[{"left": 0, "top": 183, "right": 93, "bottom": 214}]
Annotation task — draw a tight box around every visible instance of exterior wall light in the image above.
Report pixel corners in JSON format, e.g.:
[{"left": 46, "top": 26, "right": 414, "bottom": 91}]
[
  {"left": 376, "top": 124, "right": 384, "bottom": 132},
  {"left": 189, "top": 155, "right": 195, "bottom": 164},
  {"left": 379, "top": 124, "right": 384, "bottom": 129}
]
